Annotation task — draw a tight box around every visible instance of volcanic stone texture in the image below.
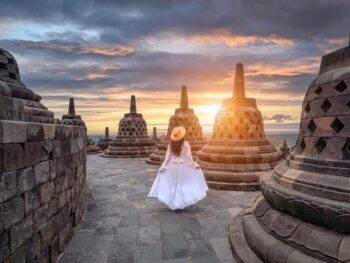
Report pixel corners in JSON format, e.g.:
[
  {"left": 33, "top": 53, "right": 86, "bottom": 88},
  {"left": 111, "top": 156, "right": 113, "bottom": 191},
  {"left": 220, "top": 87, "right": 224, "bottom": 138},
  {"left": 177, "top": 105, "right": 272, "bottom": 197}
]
[
  {"left": 102, "top": 95, "right": 155, "bottom": 158},
  {"left": 0, "top": 121, "right": 87, "bottom": 263},
  {"left": 0, "top": 48, "right": 57, "bottom": 124},
  {"left": 197, "top": 63, "right": 282, "bottom": 191},
  {"left": 230, "top": 40, "right": 350, "bottom": 262},
  {"left": 146, "top": 86, "right": 207, "bottom": 165}
]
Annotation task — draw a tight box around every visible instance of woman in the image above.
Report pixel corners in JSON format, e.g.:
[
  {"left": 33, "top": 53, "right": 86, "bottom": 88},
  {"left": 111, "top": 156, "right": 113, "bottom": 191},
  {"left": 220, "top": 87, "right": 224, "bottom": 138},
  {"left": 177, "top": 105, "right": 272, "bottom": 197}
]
[{"left": 148, "top": 126, "right": 208, "bottom": 211}]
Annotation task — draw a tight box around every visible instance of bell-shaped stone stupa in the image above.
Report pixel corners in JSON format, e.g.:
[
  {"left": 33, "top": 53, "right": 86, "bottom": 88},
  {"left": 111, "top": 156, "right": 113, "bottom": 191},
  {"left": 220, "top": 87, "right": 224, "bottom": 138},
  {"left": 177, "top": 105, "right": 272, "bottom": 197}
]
[
  {"left": 230, "top": 38, "right": 350, "bottom": 262},
  {"left": 61, "top": 98, "right": 101, "bottom": 154},
  {"left": 61, "top": 98, "right": 85, "bottom": 126},
  {"left": 97, "top": 127, "right": 112, "bottom": 150},
  {"left": 197, "top": 63, "right": 282, "bottom": 191},
  {"left": 146, "top": 85, "right": 207, "bottom": 165},
  {"left": 0, "top": 48, "right": 57, "bottom": 123},
  {"left": 102, "top": 95, "right": 155, "bottom": 157}
]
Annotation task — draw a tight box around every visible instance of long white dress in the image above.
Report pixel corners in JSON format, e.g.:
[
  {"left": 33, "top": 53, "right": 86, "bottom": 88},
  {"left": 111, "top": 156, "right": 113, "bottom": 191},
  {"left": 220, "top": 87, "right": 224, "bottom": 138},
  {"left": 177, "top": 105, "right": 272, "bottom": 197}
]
[{"left": 148, "top": 141, "right": 209, "bottom": 210}]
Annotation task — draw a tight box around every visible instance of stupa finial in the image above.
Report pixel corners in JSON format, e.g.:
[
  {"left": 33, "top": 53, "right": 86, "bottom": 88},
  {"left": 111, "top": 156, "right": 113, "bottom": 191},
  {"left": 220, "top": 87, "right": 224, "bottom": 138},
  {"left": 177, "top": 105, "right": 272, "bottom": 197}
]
[
  {"left": 152, "top": 127, "right": 157, "bottom": 140},
  {"left": 180, "top": 85, "right": 189, "bottom": 109},
  {"left": 130, "top": 95, "right": 137, "bottom": 113},
  {"left": 233, "top": 63, "right": 245, "bottom": 98},
  {"left": 68, "top": 97, "right": 76, "bottom": 115},
  {"left": 105, "top": 127, "right": 109, "bottom": 141}
]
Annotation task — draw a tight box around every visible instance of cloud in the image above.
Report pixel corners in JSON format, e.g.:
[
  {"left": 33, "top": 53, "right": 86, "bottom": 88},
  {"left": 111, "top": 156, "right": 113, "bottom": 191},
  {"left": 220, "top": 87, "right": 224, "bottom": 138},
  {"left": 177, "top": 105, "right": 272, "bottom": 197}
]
[
  {"left": 264, "top": 114, "right": 297, "bottom": 123},
  {"left": 190, "top": 30, "right": 295, "bottom": 47}
]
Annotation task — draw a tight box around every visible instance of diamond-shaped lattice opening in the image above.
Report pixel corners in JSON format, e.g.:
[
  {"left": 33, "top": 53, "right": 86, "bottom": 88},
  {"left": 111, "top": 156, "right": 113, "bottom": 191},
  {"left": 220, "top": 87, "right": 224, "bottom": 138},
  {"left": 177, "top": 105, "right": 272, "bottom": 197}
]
[
  {"left": 239, "top": 134, "right": 243, "bottom": 140},
  {"left": 330, "top": 118, "right": 344, "bottom": 133},
  {"left": 234, "top": 125, "right": 239, "bottom": 131},
  {"left": 315, "top": 137, "right": 327, "bottom": 154},
  {"left": 304, "top": 103, "right": 311, "bottom": 114},
  {"left": 249, "top": 133, "right": 254, "bottom": 139},
  {"left": 321, "top": 99, "right": 331, "bottom": 113},
  {"left": 335, "top": 80, "right": 347, "bottom": 93},
  {"left": 341, "top": 139, "right": 350, "bottom": 159},
  {"left": 315, "top": 86, "right": 323, "bottom": 95},
  {"left": 239, "top": 117, "right": 243, "bottom": 124},
  {"left": 228, "top": 134, "right": 232, "bottom": 139},
  {"left": 307, "top": 119, "right": 316, "bottom": 134}
]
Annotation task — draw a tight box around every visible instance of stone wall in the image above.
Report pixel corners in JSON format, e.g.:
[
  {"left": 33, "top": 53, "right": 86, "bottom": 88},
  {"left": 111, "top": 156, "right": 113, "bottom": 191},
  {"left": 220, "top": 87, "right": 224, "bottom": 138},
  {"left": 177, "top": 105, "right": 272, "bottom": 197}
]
[{"left": 0, "top": 120, "right": 87, "bottom": 262}]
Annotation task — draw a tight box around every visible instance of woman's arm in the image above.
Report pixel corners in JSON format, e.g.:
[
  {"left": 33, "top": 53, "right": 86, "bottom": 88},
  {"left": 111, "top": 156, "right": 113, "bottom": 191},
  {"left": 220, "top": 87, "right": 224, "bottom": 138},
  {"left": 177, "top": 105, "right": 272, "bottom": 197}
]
[{"left": 183, "top": 141, "right": 200, "bottom": 168}]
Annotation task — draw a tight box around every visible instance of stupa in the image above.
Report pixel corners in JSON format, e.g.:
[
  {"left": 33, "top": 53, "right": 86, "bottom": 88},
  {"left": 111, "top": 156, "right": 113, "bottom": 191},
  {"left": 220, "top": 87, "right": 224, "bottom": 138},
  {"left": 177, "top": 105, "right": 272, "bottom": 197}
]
[
  {"left": 0, "top": 48, "right": 57, "bottom": 123},
  {"left": 279, "top": 140, "right": 290, "bottom": 159},
  {"left": 61, "top": 98, "right": 85, "bottom": 126},
  {"left": 102, "top": 95, "right": 156, "bottom": 157},
  {"left": 146, "top": 85, "right": 207, "bottom": 165},
  {"left": 152, "top": 127, "right": 161, "bottom": 142},
  {"left": 86, "top": 137, "right": 102, "bottom": 154},
  {"left": 61, "top": 98, "right": 101, "bottom": 154},
  {"left": 97, "top": 127, "right": 112, "bottom": 150},
  {"left": 230, "top": 39, "right": 350, "bottom": 262},
  {"left": 197, "top": 63, "right": 282, "bottom": 191}
]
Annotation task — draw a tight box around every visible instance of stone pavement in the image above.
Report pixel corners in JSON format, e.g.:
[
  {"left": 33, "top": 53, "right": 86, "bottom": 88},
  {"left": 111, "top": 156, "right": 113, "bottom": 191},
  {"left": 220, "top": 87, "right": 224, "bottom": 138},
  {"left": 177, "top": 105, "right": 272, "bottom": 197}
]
[{"left": 58, "top": 155, "right": 259, "bottom": 263}]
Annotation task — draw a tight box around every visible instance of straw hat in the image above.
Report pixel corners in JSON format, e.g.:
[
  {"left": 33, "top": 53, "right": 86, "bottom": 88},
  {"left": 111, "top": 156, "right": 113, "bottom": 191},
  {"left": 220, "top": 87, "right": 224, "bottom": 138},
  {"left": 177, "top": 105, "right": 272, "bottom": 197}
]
[{"left": 170, "top": 126, "right": 186, "bottom": 141}]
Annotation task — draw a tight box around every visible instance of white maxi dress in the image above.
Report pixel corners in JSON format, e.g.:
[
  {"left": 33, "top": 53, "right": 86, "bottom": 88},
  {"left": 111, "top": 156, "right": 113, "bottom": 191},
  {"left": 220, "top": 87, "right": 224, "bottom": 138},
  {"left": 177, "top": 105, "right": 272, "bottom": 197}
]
[{"left": 148, "top": 141, "right": 209, "bottom": 210}]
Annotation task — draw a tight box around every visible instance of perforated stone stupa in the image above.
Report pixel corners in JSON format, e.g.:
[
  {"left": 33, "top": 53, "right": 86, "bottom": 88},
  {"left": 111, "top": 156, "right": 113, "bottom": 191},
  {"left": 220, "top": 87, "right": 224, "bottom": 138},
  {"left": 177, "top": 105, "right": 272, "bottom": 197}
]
[
  {"left": 0, "top": 48, "right": 57, "bottom": 123},
  {"left": 97, "top": 127, "right": 112, "bottom": 150},
  {"left": 61, "top": 98, "right": 101, "bottom": 154},
  {"left": 146, "top": 85, "right": 207, "bottom": 165},
  {"left": 102, "top": 95, "right": 155, "bottom": 158},
  {"left": 61, "top": 98, "right": 85, "bottom": 126},
  {"left": 197, "top": 63, "right": 282, "bottom": 191},
  {"left": 230, "top": 39, "right": 350, "bottom": 262}
]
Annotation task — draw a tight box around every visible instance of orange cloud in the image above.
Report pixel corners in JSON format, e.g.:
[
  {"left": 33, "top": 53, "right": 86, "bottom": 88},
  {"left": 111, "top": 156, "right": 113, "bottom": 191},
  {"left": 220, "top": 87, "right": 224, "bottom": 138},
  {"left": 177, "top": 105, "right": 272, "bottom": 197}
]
[
  {"left": 190, "top": 30, "right": 295, "bottom": 47},
  {"left": 245, "top": 56, "right": 320, "bottom": 77},
  {"left": 79, "top": 45, "right": 134, "bottom": 56},
  {"left": 325, "top": 38, "right": 348, "bottom": 46}
]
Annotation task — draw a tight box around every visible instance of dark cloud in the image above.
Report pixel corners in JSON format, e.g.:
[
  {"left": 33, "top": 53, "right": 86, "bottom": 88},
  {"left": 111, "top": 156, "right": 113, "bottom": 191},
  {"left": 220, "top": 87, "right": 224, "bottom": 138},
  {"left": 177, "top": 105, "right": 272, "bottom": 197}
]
[
  {"left": 1, "top": 0, "right": 349, "bottom": 42},
  {"left": 264, "top": 114, "right": 297, "bottom": 123}
]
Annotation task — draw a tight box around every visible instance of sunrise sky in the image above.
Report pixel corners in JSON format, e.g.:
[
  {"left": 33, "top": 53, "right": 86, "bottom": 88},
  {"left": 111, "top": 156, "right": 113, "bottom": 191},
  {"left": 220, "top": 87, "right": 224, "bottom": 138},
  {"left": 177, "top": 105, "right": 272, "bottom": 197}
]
[{"left": 1, "top": 0, "right": 349, "bottom": 136}]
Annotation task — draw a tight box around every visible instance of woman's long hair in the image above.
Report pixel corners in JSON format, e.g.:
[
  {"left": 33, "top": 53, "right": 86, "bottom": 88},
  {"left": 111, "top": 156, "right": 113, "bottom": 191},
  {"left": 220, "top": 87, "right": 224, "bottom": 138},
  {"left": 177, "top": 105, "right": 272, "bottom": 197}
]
[{"left": 170, "top": 138, "right": 184, "bottom": 156}]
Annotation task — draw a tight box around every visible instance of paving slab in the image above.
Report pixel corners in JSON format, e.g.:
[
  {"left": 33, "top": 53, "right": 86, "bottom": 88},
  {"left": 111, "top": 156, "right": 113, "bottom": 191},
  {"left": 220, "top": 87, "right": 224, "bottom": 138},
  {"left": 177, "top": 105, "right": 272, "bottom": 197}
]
[{"left": 58, "top": 155, "right": 259, "bottom": 262}]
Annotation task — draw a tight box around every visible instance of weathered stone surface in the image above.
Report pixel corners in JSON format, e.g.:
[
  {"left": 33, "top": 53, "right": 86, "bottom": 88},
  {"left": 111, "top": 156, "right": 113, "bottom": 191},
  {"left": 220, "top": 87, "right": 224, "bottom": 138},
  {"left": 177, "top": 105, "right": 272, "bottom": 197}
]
[
  {"left": 18, "top": 168, "right": 34, "bottom": 195},
  {"left": 0, "top": 50, "right": 86, "bottom": 263},
  {"left": 27, "top": 123, "right": 45, "bottom": 142},
  {"left": 40, "top": 181, "right": 54, "bottom": 205},
  {"left": 59, "top": 155, "right": 257, "bottom": 263},
  {"left": 230, "top": 40, "right": 350, "bottom": 262},
  {"left": 3, "top": 197, "right": 24, "bottom": 229},
  {"left": 24, "top": 233, "right": 41, "bottom": 260},
  {"left": 0, "top": 171, "right": 17, "bottom": 202},
  {"left": 102, "top": 95, "right": 156, "bottom": 158},
  {"left": 10, "top": 215, "right": 33, "bottom": 252},
  {"left": 147, "top": 86, "right": 206, "bottom": 165},
  {"left": 24, "top": 142, "right": 42, "bottom": 167},
  {"left": 34, "top": 161, "right": 50, "bottom": 186},
  {"left": 24, "top": 189, "right": 41, "bottom": 215},
  {"left": 3, "top": 143, "right": 24, "bottom": 172},
  {"left": 0, "top": 230, "right": 10, "bottom": 262},
  {"left": 197, "top": 63, "right": 281, "bottom": 191},
  {"left": 40, "top": 219, "right": 55, "bottom": 249},
  {"left": 0, "top": 121, "right": 27, "bottom": 143}
]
